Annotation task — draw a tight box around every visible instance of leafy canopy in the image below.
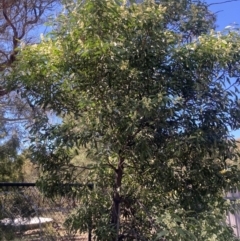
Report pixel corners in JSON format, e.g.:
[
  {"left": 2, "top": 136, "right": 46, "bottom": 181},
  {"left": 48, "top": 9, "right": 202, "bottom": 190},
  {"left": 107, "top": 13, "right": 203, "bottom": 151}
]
[{"left": 8, "top": 0, "right": 240, "bottom": 240}]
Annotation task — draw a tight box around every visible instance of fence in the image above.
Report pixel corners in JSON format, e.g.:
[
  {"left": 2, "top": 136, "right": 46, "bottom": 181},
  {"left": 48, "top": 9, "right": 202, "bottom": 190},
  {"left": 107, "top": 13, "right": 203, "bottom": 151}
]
[
  {"left": 1, "top": 183, "right": 240, "bottom": 240},
  {"left": 0, "top": 183, "right": 89, "bottom": 241},
  {"left": 225, "top": 190, "right": 240, "bottom": 238}
]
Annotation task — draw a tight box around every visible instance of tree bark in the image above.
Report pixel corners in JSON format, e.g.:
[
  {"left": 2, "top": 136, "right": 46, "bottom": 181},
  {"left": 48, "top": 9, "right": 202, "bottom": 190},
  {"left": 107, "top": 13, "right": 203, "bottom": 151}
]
[{"left": 111, "top": 155, "right": 124, "bottom": 241}]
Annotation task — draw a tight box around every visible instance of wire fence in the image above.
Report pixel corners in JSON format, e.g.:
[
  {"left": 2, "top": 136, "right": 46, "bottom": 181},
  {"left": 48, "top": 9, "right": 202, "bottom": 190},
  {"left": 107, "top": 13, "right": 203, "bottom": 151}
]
[{"left": 0, "top": 183, "right": 89, "bottom": 241}]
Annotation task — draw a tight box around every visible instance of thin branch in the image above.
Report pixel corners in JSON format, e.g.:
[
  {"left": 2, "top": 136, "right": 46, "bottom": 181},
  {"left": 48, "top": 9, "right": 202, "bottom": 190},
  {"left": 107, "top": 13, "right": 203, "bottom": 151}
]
[
  {"left": 2, "top": 2, "right": 18, "bottom": 39},
  {"left": 73, "top": 165, "right": 95, "bottom": 170},
  {"left": 214, "top": 10, "right": 224, "bottom": 14},
  {"left": 137, "top": 200, "right": 158, "bottom": 232},
  {"left": 224, "top": 78, "right": 239, "bottom": 91},
  {"left": 0, "top": 49, "right": 9, "bottom": 59},
  {"left": 106, "top": 158, "right": 118, "bottom": 172},
  {"left": 0, "top": 117, "right": 29, "bottom": 122},
  {"left": 208, "top": 0, "right": 240, "bottom": 7}
]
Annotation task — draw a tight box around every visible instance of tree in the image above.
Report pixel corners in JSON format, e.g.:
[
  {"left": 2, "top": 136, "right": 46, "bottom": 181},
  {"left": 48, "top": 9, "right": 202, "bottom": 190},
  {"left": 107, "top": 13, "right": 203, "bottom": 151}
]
[
  {"left": 8, "top": 0, "right": 240, "bottom": 240},
  {"left": 0, "top": 120, "right": 40, "bottom": 182},
  {"left": 0, "top": 0, "right": 62, "bottom": 129},
  {"left": 0, "top": 133, "right": 24, "bottom": 182},
  {"left": 0, "top": 0, "right": 60, "bottom": 72},
  {"left": 0, "top": 0, "right": 61, "bottom": 182}
]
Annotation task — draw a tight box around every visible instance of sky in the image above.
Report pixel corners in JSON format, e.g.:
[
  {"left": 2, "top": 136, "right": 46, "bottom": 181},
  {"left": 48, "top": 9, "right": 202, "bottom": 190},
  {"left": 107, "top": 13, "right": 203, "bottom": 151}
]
[
  {"left": 207, "top": 0, "right": 240, "bottom": 138},
  {"left": 207, "top": 0, "right": 240, "bottom": 30}
]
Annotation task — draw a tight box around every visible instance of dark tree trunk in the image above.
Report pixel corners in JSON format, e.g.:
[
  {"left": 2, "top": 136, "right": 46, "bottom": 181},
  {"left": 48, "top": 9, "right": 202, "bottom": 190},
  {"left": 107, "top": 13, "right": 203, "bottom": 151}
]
[{"left": 111, "top": 155, "right": 124, "bottom": 241}]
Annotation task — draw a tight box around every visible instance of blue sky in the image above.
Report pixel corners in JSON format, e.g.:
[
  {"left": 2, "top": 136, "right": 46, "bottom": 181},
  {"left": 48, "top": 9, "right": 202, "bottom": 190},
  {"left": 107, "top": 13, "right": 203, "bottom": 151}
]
[
  {"left": 207, "top": 0, "right": 240, "bottom": 30},
  {"left": 207, "top": 0, "right": 240, "bottom": 138}
]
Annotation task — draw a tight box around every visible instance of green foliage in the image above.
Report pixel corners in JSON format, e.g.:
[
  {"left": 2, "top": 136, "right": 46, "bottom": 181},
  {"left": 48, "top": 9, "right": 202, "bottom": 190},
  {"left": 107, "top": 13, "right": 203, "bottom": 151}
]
[
  {"left": 0, "top": 132, "right": 24, "bottom": 182},
  {"left": 8, "top": 0, "right": 240, "bottom": 240},
  {"left": 0, "top": 127, "right": 40, "bottom": 183}
]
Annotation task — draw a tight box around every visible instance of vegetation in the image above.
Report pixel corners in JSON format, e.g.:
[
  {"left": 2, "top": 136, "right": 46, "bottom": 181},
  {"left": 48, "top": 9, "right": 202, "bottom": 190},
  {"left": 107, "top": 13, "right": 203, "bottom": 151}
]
[
  {"left": 0, "top": 0, "right": 60, "bottom": 182},
  {"left": 5, "top": 0, "right": 240, "bottom": 240}
]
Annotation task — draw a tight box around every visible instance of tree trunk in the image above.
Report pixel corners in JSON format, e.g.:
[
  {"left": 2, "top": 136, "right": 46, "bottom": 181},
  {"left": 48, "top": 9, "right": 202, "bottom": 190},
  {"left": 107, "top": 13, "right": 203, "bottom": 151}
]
[{"left": 111, "top": 155, "right": 124, "bottom": 241}]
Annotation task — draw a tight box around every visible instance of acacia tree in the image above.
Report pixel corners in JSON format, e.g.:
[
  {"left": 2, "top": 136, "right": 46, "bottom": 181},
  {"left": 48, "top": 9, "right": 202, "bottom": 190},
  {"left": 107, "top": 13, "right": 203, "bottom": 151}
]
[{"left": 8, "top": 0, "right": 240, "bottom": 240}]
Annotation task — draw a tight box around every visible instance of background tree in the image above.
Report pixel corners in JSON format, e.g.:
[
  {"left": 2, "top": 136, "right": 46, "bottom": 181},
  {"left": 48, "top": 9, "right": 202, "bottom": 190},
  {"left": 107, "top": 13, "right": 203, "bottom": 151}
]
[
  {"left": 0, "top": 130, "right": 23, "bottom": 182},
  {"left": 0, "top": 0, "right": 60, "bottom": 71},
  {"left": 8, "top": 0, "right": 240, "bottom": 240},
  {"left": 0, "top": 0, "right": 61, "bottom": 182}
]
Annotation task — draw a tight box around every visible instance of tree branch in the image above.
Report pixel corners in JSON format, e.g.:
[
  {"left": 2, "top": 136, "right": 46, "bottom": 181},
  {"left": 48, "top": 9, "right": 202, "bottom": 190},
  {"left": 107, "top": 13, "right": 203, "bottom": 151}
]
[
  {"left": 208, "top": 0, "right": 240, "bottom": 7},
  {"left": 0, "top": 117, "right": 30, "bottom": 122}
]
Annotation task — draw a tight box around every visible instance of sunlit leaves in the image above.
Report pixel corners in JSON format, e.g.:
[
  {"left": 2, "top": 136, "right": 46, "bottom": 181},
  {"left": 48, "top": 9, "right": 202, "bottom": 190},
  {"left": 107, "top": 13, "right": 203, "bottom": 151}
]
[{"left": 8, "top": 0, "right": 240, "bottom": 240}]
